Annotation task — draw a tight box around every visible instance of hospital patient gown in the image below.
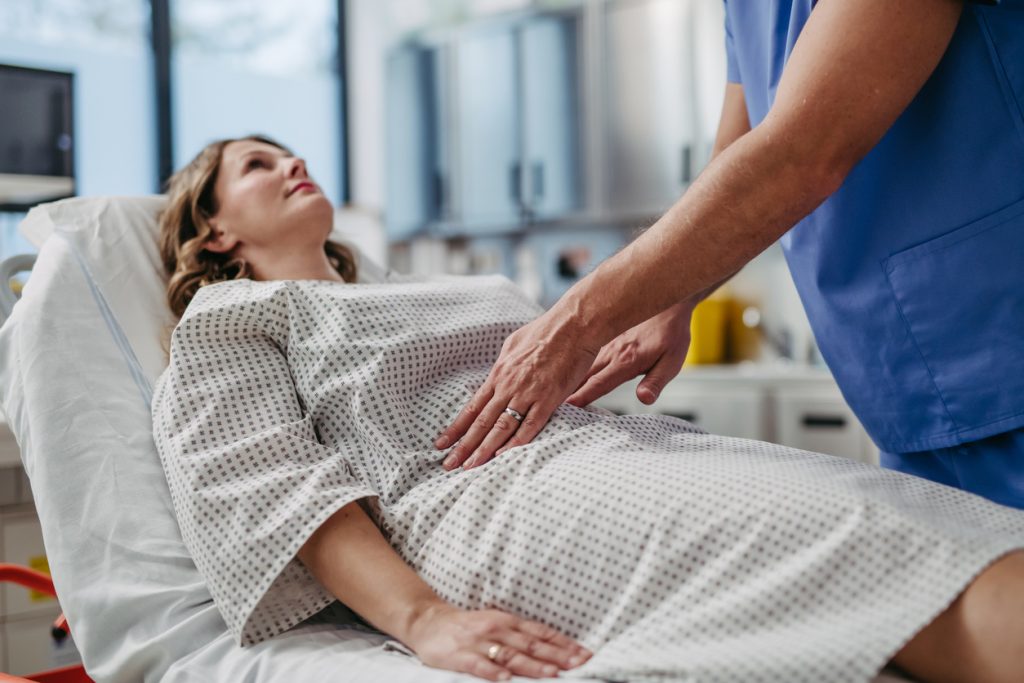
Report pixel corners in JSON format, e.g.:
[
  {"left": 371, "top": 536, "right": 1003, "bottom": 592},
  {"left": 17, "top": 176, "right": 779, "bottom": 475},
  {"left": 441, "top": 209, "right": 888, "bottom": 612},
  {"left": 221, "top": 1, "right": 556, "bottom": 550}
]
[{"left": 152, "top": 276, "right": 1024, "bottom": 683}]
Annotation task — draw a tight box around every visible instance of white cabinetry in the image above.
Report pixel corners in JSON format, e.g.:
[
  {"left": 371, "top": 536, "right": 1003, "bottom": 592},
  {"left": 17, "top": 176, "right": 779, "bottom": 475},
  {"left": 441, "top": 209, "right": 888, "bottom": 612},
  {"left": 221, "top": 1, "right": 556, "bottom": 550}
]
[
  {"left": 773, "top": 385, "right": 870, "bottom": 464},
  {"left": 0, "top": 510, "right": 80, "bottom": 676},
  {"left": 0, "top": 419, "right": 80, "bottom": 675},
  {"left": 594, "top": 365, "right": 879, "bottom": 465}
]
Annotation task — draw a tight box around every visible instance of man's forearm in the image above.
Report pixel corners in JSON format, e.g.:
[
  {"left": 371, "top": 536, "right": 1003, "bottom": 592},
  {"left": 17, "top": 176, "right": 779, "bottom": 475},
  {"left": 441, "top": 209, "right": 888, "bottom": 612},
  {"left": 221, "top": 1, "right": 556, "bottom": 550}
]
[
  {"left": 552, "top": 0, "right": 963, "bottom": 351},
  {"left": 560, "top": 125, "right": 839, "bottom": 346}
]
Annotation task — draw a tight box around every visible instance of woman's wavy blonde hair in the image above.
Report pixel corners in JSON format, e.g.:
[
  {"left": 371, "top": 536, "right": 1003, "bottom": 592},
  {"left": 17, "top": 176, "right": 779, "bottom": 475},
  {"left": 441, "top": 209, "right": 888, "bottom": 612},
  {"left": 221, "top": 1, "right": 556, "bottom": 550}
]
[{"left": 158, "top": 134, "right": 357, "bottom": 317}]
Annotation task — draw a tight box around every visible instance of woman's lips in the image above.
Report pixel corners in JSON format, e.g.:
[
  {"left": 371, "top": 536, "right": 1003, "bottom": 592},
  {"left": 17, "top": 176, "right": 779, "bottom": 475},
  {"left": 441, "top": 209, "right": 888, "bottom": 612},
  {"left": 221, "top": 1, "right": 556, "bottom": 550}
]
[{"left": 287, "top": 182, "right": 318, "bottom": 197}]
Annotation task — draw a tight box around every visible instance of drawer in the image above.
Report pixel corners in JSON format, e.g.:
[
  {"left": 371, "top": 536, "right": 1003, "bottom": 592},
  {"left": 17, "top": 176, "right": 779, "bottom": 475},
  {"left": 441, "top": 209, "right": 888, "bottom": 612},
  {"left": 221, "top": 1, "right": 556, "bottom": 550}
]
[
  {"left": 1, "top": 515, "right": 58, "bottom": 619},
  {"left": 773, "top": 391, "right": 870, "bottom": 463},
  {"left": 594, "top": 379, "right": 767, "bottom": 441},
  {"left": 2, "top": 612, "right": 79, "bottom": 677},
  {"left": 655, "top": 386, "right": 766, "bottom": 440}
]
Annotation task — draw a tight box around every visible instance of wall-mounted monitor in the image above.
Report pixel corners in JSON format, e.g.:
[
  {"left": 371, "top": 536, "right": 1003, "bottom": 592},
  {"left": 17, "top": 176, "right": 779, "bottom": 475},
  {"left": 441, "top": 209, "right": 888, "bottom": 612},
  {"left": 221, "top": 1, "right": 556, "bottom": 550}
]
[{"left": 0, "top": 64, "right": 75, "bottom": 211}]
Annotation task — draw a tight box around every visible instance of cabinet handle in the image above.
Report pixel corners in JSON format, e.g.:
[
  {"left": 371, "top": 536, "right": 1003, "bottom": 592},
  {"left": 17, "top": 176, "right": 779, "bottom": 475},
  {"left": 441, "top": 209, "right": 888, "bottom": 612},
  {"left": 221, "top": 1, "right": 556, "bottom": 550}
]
[
  {"left": 802, "top": 415, "right": 847, "bottom": 429},
  {"left": 681, "top": 144, "right": 693, "bottom": 184},
  {"left": 531, "top": 161, "right": 545, "bottom": 202},
  {"left": 509, "top": 161, "right": 522, "bottom": 205},
  {"left": 433, "top": 169, "right": 447, "bottom": 217}
]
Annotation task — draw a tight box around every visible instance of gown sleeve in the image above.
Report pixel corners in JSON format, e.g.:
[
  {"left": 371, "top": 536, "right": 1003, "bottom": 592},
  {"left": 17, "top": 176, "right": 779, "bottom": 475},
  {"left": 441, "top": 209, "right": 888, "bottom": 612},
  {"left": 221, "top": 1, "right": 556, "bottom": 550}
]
[{"left": 151, "top": 281, "right": 377, "bottom": 646}]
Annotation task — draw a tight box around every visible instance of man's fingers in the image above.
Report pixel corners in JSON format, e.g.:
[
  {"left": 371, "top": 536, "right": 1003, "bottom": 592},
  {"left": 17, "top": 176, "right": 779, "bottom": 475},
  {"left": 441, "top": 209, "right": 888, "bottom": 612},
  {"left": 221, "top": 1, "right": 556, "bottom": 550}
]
[
  {"left": 436, "top": 384, "right": 495, "bottom": 450},
  {"left": 495, "top": 400, "right": 557, "bottom": 456},
  {"left": 574, "top": 350, "right": 612, "bottom": 391},
  {"left": 636, "top": 353, "right": 680, "bottom": 405},
  {"left": 462, "top": 409, "right": 525, "bottom": 469},
  {"left": 442, "top": 395, "right": 508, "bottom": 470},
  {"left": 567, "top": 363, "right": 636, "bottom": 407}
]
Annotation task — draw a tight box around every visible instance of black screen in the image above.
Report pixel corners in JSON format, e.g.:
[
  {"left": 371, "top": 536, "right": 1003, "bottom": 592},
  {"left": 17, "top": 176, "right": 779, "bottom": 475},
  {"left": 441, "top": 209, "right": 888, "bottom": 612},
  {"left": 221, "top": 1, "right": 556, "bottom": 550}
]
[{"left": 0, "top": 65, "right": 73, "bottom": 178}]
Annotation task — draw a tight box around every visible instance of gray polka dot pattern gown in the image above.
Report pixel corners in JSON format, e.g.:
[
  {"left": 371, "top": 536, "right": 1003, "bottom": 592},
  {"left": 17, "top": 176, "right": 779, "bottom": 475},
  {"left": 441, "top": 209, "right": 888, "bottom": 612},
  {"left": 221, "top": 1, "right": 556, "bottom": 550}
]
[{"left": 152, "top": 275, "right": 1024, "bottom": 683}]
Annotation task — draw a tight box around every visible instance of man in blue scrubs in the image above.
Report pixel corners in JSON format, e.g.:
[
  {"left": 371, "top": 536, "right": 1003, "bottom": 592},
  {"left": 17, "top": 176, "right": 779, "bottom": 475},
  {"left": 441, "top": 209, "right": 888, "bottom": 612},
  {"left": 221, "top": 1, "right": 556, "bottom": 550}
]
[{"left": 437, "top": 1, "right": 1024, "bottom": 509}]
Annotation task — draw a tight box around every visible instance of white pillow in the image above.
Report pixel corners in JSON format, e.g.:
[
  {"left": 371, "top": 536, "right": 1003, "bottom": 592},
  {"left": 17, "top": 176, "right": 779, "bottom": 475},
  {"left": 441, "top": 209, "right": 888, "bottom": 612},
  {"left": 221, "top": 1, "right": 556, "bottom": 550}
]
[{"left": 18, "top": 195, "right": 389, "bottom": 386}]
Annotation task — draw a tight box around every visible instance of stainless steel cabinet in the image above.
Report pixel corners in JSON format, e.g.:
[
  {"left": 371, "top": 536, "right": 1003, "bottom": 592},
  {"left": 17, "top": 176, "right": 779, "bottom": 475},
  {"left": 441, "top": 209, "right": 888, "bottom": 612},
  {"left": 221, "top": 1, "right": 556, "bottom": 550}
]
[
  {"left": 454, "top": 13, "right": 583, "bottom": 232},
  {"left": 454, "top": 25, "right": 523, "bottom": 231},
  {"left": 384, "top": 11, "right": 583, "bottom": 238},
  {"left": 603, "top": 0, "right": 725, "bottom": 217},
  {"left": 385, "top": 43, "right": 443, "bottom": 240},
  {"left": 521, "top": 15, "right": 582, "bottom": 221}
]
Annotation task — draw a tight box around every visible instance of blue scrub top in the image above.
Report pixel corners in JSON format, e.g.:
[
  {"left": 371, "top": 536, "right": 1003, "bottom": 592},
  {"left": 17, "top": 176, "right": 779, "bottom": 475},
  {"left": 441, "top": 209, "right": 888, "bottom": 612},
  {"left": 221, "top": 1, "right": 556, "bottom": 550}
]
[{"left": 723, "top": 0, "right": 1024, "bottom": 453}]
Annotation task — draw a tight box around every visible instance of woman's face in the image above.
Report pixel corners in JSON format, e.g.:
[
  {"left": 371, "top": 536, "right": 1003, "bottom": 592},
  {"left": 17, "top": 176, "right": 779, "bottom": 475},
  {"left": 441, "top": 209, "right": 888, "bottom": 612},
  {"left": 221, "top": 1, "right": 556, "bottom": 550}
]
[{"left": 205, "top": 139, "right": 333, "bottom": 259}]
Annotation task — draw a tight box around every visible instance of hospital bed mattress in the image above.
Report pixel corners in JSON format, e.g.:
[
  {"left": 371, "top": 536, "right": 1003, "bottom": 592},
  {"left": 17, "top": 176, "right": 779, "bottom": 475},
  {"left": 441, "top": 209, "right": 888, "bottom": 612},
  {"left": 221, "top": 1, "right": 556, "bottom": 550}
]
[{"left": 162, "top": 619, "right": 914, "bottom": 683}]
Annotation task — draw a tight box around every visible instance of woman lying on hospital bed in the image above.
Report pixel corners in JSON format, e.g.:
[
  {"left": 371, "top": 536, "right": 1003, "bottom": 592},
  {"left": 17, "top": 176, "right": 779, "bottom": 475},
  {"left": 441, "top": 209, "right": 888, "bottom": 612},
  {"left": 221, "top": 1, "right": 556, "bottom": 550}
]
[{"left": 152, "top": 135, "right": 1024, "bottom": 683}]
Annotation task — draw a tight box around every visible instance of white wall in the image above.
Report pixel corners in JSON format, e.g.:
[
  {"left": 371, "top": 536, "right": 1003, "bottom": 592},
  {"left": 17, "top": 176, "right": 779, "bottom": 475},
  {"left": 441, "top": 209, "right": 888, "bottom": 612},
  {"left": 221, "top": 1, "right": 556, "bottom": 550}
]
[{"left": 347, "top": 0, "right": 391, "bottom": 211}]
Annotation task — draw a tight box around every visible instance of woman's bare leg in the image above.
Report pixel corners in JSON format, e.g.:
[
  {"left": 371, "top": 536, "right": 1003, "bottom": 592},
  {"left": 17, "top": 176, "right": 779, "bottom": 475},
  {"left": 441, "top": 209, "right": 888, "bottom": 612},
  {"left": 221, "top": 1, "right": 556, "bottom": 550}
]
[{"left": 891, "top": 550, "right": 1024, "bottom": 683}]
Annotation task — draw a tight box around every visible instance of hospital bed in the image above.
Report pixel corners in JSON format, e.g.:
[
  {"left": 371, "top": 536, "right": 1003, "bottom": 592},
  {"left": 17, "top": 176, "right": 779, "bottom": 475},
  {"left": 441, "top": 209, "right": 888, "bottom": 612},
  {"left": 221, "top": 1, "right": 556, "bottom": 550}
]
[{"left": 0, "top": 196, "right": 914, "bottom": 682}]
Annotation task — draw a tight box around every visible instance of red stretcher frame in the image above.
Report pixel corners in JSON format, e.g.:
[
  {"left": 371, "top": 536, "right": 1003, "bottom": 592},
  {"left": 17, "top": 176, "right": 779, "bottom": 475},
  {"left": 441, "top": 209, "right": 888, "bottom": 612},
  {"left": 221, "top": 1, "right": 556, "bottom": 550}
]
[{"left": 0, "top": 565, "right": 92, "bottom": 683}]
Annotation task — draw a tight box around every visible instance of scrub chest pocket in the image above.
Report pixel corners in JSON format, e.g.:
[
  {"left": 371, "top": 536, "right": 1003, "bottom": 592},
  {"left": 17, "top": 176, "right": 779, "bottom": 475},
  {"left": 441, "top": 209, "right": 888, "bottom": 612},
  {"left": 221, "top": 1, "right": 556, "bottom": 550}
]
[{"left": 883, "top": 194, "right": 1024, "bottom": 441}]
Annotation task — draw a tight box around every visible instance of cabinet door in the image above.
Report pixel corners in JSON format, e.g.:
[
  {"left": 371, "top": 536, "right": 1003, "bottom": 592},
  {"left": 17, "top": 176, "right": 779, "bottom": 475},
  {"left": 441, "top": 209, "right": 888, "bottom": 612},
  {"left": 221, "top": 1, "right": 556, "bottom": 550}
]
[
  {"left": 454, "top": 26, "right": 522, "bottom": 232},
  {"left": 2, "top": 515, "right": 58, "bottom": 620},
  {"left": 773, "top": 391, "right": 872, "bottom": 463},
  {"left": 521, "top": 15, "right": 582, "bottom": 220},
  {"left": 4, "top": 612, "right": 79, "bottom": 676},
  {"left": 594, "top": 378, "right": 766, "bottom": 441},
  {"left": 656, "top": 382, "right": 766, "bottom": 441},
  {"left": 385, "top": 43, "right": 442, "bottom": 240},
  {"left": 604, "top": 0, "right": 698, "bottom": 216}
]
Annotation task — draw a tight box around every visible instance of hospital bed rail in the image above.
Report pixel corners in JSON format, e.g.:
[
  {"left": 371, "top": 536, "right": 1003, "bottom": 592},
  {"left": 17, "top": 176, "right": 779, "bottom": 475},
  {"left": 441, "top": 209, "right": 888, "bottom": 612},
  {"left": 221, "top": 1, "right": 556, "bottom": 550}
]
[
  {"left": 0, "top": 565, "right": 91, "bottom": 683},
  {"left": 0, "top": 255, "right": 36, "bottom": 326}
]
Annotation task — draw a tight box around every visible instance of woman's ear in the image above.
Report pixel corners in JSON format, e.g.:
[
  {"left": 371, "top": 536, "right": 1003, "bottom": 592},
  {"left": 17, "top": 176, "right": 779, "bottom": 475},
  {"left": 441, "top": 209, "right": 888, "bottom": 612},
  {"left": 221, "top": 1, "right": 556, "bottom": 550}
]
[{"left": 204, "top": 222, "right": 238, "bottom": 254}]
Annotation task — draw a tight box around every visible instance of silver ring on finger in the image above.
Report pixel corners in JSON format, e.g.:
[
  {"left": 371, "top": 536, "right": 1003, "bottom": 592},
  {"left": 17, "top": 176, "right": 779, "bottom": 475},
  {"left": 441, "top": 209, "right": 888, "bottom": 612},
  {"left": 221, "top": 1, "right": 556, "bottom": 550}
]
[
  {"left": 487, "top": 643, "right": 505, "bottom": 662},
  {"left": 503, "top": 407, "right": 525, "bottom": 422}
]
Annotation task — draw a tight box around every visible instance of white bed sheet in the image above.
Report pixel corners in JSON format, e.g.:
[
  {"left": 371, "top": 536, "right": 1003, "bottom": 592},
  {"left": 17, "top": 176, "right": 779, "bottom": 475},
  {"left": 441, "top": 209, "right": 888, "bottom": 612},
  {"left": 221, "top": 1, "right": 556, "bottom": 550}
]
[{"left": 0, "top": 196, "right": 910, "bottom": 683}]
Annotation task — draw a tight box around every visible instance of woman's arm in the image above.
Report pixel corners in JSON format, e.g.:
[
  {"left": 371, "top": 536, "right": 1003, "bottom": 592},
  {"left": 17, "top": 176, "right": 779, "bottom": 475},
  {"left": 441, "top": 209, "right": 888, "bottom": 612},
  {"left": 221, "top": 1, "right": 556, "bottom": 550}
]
[{"left": 298, "top": 500, "right": 591, "bottom": 681}]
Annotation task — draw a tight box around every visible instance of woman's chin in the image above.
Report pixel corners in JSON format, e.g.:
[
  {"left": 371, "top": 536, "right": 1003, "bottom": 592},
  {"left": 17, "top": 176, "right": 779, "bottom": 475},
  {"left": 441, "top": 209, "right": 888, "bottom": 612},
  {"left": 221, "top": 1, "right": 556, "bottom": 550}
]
[{"left": 292, "top": 195, "right": 335, "bottom": 229}]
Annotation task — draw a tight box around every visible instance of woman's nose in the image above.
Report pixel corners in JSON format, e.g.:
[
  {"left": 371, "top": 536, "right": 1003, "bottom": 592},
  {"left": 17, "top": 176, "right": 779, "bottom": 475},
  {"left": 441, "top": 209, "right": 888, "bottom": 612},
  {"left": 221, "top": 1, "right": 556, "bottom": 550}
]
[{"left": 286, "top": 157, "right": 308, "bottom": 178}]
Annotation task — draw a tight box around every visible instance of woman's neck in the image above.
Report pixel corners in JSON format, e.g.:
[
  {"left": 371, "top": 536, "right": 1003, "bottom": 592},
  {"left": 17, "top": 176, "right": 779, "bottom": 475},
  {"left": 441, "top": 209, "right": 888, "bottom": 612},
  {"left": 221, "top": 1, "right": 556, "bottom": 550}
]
[{"left": 247, "top": 245, "right": 346, "bottom": 283}]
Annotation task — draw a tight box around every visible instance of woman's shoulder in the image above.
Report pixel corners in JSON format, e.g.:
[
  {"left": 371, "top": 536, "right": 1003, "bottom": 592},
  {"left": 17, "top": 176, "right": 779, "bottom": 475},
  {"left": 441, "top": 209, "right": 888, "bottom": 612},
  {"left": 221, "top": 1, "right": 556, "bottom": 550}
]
[{"left": 178, "top": 279, "right": 292, "bottom": 328}]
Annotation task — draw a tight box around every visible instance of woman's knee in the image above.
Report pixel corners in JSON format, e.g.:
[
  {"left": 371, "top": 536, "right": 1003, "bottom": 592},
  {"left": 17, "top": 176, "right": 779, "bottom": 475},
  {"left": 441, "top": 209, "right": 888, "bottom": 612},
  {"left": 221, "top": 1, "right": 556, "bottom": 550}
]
[{"left": 891, "top": 551, "right": 1024, "bottom": 683}]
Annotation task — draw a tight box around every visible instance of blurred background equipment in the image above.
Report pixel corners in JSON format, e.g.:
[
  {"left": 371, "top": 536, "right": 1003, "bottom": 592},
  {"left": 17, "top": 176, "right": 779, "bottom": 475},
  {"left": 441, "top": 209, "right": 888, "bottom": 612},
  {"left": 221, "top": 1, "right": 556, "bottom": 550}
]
[{"left": 0, "top": 65, "right": 74, "bottom": 211}]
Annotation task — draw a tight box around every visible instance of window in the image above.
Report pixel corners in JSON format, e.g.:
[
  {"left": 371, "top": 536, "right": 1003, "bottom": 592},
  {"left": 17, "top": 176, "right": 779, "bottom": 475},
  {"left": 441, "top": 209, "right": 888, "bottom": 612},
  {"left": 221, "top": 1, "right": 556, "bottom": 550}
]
[
  {"left": 0, "top": 0, "right": 154, "bottom": 258},
  {"left": 171, "top": 0, "right": 344, "bottom": 204}
]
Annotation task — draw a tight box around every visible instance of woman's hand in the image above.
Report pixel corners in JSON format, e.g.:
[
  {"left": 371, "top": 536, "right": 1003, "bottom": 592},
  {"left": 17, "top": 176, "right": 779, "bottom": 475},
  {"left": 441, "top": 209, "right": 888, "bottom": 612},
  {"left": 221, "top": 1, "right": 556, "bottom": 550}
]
[
  {"left": 435, "top": 308, "right": 600, "bottom": 470},
  {"left": 567, "top": 301, "right": 694, "bottom": 408},
  {"left": 405, "top": 602, "right": 592, "bottom": 681}
]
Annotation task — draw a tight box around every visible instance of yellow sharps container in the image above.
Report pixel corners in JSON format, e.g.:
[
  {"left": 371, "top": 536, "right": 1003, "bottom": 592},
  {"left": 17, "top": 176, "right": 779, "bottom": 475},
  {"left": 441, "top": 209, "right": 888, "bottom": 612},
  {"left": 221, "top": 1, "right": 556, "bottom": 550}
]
[{"left": 684, "top": 291, "right": 729, "bottom": 366}]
